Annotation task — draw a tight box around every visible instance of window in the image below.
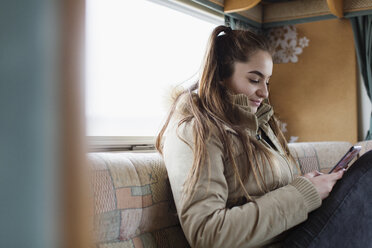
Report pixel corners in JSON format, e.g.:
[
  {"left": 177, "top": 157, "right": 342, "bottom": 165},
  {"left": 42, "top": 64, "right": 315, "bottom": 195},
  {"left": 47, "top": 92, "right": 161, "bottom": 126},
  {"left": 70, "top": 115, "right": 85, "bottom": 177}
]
[{"left": 85, "top": 0, "right": 223, "bottom": 150}]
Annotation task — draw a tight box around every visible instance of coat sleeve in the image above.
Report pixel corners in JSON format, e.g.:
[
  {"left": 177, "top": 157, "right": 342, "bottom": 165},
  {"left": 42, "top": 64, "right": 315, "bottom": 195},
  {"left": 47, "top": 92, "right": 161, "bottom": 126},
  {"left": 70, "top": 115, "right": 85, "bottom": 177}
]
[{"left": 163, "top": 122, "right": 321, "bottom": 248}]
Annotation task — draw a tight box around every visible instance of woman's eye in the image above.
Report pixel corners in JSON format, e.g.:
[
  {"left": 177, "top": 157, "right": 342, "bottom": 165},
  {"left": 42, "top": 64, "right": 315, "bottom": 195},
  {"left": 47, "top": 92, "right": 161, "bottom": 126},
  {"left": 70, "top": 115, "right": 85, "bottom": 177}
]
[{"left": 249, "top": 79, "right": 259, "bottom": 84}]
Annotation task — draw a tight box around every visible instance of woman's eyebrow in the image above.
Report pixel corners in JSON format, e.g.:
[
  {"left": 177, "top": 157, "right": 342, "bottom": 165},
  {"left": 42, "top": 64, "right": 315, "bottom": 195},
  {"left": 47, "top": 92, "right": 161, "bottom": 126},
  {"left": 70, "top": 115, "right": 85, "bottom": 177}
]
[{"left": 248, "top": 70, "right": 271, "bottom": 78}]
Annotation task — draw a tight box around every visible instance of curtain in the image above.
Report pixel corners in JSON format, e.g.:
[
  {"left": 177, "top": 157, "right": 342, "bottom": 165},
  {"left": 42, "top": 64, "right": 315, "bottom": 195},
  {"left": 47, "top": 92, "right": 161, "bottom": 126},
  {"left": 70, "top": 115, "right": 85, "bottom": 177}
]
[
  {"left": 225, "top": 15, "right": 261, "bottom": 32},
  {"left": 350, "top": 15, "right": 372, "bottom": 140}
]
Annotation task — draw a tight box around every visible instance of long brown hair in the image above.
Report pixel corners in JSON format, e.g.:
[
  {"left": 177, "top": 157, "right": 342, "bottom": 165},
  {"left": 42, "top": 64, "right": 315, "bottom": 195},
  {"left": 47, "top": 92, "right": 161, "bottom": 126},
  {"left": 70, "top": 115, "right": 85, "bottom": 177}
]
[{"left": 156, "top": 25, "right": 295, "bottom": 201}]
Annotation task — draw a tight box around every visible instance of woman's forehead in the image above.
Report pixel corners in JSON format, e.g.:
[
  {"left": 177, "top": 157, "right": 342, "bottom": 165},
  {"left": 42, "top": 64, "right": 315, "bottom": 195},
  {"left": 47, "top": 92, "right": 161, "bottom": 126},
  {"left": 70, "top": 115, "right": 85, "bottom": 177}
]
[{"left": 233, "top": 52, "right": 273, "bottom": 77}]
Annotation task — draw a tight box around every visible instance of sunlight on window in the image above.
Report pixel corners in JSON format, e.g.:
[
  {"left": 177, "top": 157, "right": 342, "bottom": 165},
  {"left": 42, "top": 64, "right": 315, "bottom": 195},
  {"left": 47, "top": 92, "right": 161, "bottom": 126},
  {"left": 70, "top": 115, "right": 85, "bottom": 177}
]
[{"left": 85, "top": 0, "right": 222, "bottom": 136}]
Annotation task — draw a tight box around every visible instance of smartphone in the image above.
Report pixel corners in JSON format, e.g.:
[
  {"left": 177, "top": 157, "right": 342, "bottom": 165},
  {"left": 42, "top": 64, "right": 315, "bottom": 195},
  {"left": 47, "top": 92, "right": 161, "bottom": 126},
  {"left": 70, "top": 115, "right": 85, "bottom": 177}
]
[{"left": 328, "top": 145, "right": 362, "bottom": 173}]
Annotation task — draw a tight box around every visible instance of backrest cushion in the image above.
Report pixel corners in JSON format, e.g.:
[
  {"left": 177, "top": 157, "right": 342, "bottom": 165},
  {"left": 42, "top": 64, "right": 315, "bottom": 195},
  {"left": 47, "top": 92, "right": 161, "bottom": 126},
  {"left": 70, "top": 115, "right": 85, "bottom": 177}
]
[
  {"left": 88, "top": 152, "right": 190, "bottom": 248},
  {"left": 288, "top": 141, "right": 352, "bottom": 174},
  {"left": 355, "top": 140, "right": 372, "bottom": 156},
  {"left": 89, "top": 140, "right": 372, "bottom": 247}
]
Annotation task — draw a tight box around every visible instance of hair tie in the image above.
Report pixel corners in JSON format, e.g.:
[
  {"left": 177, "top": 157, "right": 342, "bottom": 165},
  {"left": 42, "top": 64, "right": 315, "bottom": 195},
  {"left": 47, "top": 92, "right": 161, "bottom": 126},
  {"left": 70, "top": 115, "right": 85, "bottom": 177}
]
[
  {"left": 225, "top": 26, "right": 232, "bottom": 35},
  {"left": 217, "top": 26, "right": 232, "bottom": 37}
]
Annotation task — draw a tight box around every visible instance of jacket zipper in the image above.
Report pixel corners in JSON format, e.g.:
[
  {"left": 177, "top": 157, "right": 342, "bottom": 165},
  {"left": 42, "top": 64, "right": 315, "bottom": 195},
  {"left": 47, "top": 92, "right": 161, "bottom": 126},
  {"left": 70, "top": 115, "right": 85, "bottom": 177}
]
[{"left": 257, "top": 130, "right": 295, "bottom": 181}]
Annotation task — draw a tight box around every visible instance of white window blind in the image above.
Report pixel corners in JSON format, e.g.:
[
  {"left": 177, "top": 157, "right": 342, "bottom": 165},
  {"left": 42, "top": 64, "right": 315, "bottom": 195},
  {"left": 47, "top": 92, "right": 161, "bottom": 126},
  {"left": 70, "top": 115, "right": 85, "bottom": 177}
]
[{"left": 85, "top": 0, "right": 223, "bottom": 145}]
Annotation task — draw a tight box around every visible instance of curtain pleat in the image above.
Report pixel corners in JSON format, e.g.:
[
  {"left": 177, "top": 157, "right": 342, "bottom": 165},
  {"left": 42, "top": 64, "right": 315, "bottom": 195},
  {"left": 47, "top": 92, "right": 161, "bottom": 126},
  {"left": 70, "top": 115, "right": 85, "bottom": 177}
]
[
  {"left": 225, "top": 15, "right": 261, "bottom": 32},
  {"left": 350, "top": 15, "right": 372, "bottom": 140}
]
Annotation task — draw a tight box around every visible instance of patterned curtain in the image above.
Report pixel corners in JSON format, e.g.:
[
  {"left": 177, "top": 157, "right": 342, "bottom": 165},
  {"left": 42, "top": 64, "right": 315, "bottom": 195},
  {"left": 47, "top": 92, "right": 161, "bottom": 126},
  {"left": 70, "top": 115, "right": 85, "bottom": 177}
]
[
  {"left": 224, "top": 15, "right": 260, "bottom": 32},
  {"left": 350, "top": 15, "right": 372, "bottom": 140}
]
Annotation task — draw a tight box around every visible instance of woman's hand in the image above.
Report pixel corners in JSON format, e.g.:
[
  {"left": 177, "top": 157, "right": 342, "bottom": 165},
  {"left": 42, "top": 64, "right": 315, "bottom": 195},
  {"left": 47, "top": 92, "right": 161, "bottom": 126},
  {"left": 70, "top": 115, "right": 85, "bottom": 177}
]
[{"left": 303, "top": 170, "right": 345, "bottom": 200}]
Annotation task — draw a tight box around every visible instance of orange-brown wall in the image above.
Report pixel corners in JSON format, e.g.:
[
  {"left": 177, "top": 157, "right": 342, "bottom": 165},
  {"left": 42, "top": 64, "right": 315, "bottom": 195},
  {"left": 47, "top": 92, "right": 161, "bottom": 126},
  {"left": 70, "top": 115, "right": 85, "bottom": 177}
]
[{"left": 270, "top": 19, "right": 358, "bottom": 143}]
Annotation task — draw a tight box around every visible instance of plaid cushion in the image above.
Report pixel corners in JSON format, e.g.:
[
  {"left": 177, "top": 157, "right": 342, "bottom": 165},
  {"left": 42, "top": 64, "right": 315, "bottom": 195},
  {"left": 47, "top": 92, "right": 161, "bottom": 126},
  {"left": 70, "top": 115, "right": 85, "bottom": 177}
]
[
  {"left": 288, "top": 141, "right": 352, "bottom": 174},
  {"left": 355, "top": 140, "right": 372, "bottom": 156},
  {"left": 88, "top": 152, "right": 190, "bottom": 248}
]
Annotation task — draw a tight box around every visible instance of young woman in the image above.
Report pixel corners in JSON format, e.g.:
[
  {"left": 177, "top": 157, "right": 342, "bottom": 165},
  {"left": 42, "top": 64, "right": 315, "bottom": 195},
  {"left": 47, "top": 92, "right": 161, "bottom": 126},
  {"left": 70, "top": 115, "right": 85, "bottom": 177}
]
[{"left": 156, "top": 25, "right": 372, "bottom": 247}]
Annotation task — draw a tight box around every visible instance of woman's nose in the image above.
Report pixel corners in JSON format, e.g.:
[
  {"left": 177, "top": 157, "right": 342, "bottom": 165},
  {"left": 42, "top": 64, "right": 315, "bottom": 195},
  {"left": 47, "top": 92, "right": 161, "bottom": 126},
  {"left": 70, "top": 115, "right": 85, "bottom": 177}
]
[{"left": 257, "top": 83, "right": 269, "bottom": 98}]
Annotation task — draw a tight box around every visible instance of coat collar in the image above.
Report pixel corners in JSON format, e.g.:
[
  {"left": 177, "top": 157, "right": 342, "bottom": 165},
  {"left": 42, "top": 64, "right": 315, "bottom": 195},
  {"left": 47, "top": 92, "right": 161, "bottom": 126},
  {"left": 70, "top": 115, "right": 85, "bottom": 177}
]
[{"left": 223, "top": 93, "right": 274, "bottom": 134}]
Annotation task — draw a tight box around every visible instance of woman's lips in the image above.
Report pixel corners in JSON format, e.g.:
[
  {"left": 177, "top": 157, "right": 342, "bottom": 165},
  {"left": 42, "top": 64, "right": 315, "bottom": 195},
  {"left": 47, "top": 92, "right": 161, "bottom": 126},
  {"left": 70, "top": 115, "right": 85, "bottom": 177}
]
[{"left": 250, "top": 100, "right": 262, "bottom": 107}]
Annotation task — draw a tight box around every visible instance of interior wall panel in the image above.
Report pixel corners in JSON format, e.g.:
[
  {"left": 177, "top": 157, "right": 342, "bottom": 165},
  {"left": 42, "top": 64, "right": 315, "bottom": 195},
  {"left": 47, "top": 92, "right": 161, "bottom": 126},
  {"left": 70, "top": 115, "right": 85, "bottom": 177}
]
[{"left": 269, "top": 19, "right": 358, "bottom": 143}]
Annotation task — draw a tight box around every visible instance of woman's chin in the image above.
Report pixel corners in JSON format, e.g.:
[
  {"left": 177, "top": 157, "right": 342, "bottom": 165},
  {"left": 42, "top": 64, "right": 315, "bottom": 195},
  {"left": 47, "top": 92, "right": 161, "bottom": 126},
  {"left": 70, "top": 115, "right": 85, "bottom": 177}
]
[{"left": 250, "top": 106, "right": 258, "bottom": 114}]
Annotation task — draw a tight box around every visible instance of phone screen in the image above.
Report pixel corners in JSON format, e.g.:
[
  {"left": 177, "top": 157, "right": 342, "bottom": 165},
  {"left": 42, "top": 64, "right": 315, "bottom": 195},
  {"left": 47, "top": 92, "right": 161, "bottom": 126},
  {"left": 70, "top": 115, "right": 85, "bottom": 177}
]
[{"left": 328, "top": 146, "right": 362, "bottom": 173}]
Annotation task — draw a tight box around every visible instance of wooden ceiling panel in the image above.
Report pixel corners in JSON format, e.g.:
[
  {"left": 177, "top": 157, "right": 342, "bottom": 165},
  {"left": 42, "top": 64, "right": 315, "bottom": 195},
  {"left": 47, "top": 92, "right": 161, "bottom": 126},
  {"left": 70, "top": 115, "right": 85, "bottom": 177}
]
[
  {"left": 224, "top": 0, "right": 261, "bottom": 13},
  {"left": 327, "top": 0, "right": 344, "bottom": 18}
]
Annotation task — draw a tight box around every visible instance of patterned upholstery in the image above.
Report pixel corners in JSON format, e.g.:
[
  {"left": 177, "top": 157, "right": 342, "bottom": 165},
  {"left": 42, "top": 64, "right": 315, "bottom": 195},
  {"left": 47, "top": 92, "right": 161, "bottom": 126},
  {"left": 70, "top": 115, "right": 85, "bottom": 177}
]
[
  {"left": 289, "top": 141, "right": 353, "bottom": 174},
  {"left": 355, "top": 141, "right": 372, "bottom": 156},
  {"left": 89, "top": 141, "right": 372, "bottom": 248},
  {"left": 88, "top": 152, "right": 190, "bottom": 248}
]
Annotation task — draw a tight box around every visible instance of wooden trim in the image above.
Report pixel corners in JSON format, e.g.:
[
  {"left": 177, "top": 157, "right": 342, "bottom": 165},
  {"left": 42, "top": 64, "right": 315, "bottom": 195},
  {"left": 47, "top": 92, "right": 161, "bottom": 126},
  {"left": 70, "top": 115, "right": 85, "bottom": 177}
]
[
  {"left": 220, "top": 0, "right": 372, "bottom": 26},
  {"left": 262, "top": 14, "right": 336, "bottom": 28},
  {"left": 345, "top": 9, "right": 372, "bottom": 18},
  {"left": 61, "top": 0, "right": 92, "bottom": 247},
  {"left": 327, "top": 0, "right": 344, "bottom": 18},
  {"left": 87, "top": 136, "right": 156, "bottom": 152},
  {"left": 224, "top": 0, "right": 261, "bottom": 13}
]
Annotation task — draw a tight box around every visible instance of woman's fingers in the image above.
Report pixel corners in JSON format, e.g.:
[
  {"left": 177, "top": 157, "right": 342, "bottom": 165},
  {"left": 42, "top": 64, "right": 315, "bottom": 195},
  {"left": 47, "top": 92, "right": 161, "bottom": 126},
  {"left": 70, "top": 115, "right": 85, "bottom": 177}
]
[
  {"left": 314, "top": 171, "right": 323, "bottom": 177},
  {"left": 304, "top": 172, "right": 316, "bottom": 178},
  {"left": 307, "top": 170, "right": 345, "bottom": 200},
  {"left": 330, "top": 169, "right": 345, "bottom": 180},
  {"left": 304, "top": 170, "right": 322, "bottom": 178}
]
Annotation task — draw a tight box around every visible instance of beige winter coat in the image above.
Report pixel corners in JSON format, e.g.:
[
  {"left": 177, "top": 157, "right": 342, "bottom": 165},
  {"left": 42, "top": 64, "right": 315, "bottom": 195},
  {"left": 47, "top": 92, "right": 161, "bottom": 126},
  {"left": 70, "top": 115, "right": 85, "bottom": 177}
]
[{"left": 162, "top": 93, "right": 321, "bottom": 248}]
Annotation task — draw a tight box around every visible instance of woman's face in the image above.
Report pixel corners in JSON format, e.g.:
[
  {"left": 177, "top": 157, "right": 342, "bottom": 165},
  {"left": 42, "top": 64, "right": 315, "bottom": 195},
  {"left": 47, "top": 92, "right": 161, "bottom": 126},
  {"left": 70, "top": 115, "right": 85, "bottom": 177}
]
[{"left": 225, "top": 50, "right": 273, "bottom": 113}]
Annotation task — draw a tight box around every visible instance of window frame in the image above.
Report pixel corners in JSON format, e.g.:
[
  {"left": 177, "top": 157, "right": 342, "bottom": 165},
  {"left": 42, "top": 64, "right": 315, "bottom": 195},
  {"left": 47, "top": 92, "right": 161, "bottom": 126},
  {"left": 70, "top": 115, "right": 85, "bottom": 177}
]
[
  {"left": 86, "top": 0, "right": 224, "bottom": 152},
  {"left": 87, "top": 136, "right": 156, "bottom": 152}
]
